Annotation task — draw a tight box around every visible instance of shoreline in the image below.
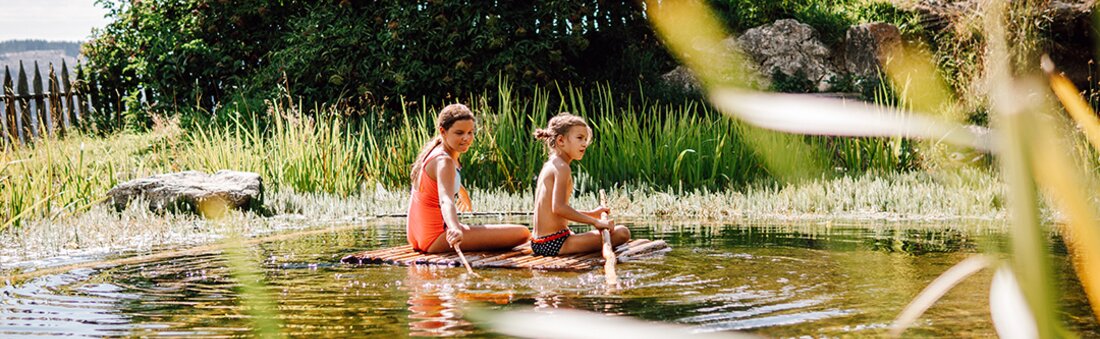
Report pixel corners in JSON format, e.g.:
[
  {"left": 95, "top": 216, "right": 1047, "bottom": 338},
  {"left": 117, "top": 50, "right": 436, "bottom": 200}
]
[
  {"left": 1, "top": 212, "right": 1008, "bottom": 282},
  {"left": 0, "top": 167, "right": 1027, "bottom": 272}
]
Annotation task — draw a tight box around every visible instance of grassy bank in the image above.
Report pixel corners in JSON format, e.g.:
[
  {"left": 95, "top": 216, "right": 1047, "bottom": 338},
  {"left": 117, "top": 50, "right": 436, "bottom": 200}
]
[
  {"left": 1, "top": 84, "right": 922, "bottom": 229},
  {"left": 1, "top": 166, "right": 1018, "bottom": 265},
  {"left": 0, "top": 97, "right": 1014, "bottom": 263}
]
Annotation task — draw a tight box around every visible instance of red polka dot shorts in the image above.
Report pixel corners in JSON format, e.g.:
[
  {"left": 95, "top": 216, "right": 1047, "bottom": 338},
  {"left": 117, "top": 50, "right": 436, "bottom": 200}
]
[{"left": 530, "top": 229, "right": 573, "bottom": 256}]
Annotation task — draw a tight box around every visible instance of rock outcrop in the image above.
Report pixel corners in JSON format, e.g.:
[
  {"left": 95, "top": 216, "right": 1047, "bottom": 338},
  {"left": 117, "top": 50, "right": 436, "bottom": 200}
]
[
  {"left": 736, "top": 19, "right": 838, "bottom": 91},
  {"left": 106, "top": 170, "right": 264, "bottom": 216},
  {"left": 841, "top": 22, "right": 902, "bottom": 79}
]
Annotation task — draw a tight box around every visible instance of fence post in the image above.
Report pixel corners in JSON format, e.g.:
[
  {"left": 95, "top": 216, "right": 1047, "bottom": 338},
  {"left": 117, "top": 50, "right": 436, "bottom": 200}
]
[
  {"left": 115, "top": 88, "right": 123, "bottom": 130},
  {"left": 74, "top": 62, "right": 87, "bottom": 131},
  {"left": 0, "top": 89, "right": 5, "bottom": 148},
  {"left": 2, "top": 66, "right": 16, "bottom": 145},
  {"left": 32, "top": 61, "right": 49, "bottom": 137},
  {"left": 48, "top": 63, "right": 65, "bottom": 137},
  {"left": 17, "top": 61, "right": 31, "bottom": 142},
  {"left": 114, "top": 88, "right": 123, "bottom": 130},
  {"left": 0, "top": 68, "right": 7, "bottom": 146},
  {"left": 88, "top": 67, "right": 101, "bottom": 132},
  {"left": 61, "top": 60, "right": 75, "bottom": 133}
]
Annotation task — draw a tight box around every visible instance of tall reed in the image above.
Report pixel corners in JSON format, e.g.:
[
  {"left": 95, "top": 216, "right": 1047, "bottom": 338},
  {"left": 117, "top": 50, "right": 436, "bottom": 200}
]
[
  {"left": 0, "top": 130, "right": 177, "bottom": 231},
  {"left": 365, "top": 82, "right": 915, "bottom": 192},
  {"left": 643, "top": 0, "right": 1100, "bottom": 336},
  {"left": 0, "top": 82, "right": 923, "bottom": 229},
  {"left": 179, "top": 103, "right": 369, "bottom": 195}
]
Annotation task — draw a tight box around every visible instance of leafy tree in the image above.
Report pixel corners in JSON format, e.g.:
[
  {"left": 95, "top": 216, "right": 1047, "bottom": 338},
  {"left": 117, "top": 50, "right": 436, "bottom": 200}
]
[{"left": 84, "top": 0, "right": 673, "bottom": 123}]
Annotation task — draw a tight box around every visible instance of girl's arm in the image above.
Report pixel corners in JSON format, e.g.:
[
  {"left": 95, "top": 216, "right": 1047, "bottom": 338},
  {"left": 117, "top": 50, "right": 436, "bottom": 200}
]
[
  {"left": 550, "top": 167, "right": 613, "bottom": 229},
  {"left": 580, "top": 206, "right": 610, "bottom": 218},
  {"left": 457, "top": 187, "right": 473, "bottom": 213},
  {"left": 434, "top": 158, "right": 468, "bottom": 244}
]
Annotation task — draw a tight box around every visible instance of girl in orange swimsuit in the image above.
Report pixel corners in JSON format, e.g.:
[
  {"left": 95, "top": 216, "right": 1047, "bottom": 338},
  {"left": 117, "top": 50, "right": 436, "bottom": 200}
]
[
  {"left": 406, "top": 104, "right": 529, "bottom": 253},
  {"left": 407, "top": 146, "right": 461, "bottom": 251}
]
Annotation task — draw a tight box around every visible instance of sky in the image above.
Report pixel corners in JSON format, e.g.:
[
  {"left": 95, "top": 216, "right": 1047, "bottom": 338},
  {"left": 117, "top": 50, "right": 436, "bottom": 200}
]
[{"left": 0, "top": 0, "right": 111, "bottom": 41}]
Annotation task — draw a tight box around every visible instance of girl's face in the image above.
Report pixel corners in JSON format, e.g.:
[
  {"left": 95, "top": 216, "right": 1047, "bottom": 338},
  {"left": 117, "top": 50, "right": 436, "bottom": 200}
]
[
  {"left": 556, "top": 125, "right": 591, "bottom": 161},
  {"left": 441, "top": 119, "right": 476, "bottom": 154}
]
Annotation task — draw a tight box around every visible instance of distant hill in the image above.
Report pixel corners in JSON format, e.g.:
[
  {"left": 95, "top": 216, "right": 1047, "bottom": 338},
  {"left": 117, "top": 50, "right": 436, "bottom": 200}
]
[
  {"left": 0, "top": 40, "right": 84, "bottom": 80},
  {"left": 0, "top": 40, "right": 82, "bottom": 56}
]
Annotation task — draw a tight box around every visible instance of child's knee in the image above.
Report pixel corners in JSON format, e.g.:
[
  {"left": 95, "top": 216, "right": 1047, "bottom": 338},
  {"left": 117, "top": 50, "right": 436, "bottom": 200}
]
[
  {"left": 513, "top": 227, "right": 531, "bottom": 242},
  {"left": 613, "top": 226, "right": 631, "bottom": 242}
]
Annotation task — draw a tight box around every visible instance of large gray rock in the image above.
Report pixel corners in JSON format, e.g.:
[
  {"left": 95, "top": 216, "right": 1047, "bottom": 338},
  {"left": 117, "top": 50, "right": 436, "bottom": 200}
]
[
  {"left": 106, "top": 170, "right": 264, "bottom": 215},
  {"left": 737, "top": 19, "right": 838, "bottom": 91},
  {"left": 660, "top": 65, "right": 704, "bottom": 93},
  {"left": 658, "top": 40, "right": 769, "bottom": 92},
  {"left": 906, "top": 0, "right": 1094, "bottom": 86},
  {"left": 1045, "top": 1, "right": 1094, "bottom": 86},
  {"left": 842, "top": 22, "right": 902, "bottom": 79}
]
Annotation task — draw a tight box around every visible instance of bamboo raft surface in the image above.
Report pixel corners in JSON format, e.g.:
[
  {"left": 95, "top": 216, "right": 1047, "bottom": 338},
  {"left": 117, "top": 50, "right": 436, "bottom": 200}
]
[{"left": 341, "top": 239, "right": 670, "bottom": 271}]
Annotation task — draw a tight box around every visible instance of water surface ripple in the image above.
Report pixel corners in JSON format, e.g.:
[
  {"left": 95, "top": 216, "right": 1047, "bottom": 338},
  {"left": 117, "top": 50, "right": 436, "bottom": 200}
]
[{"left": 2, "top": 221, "right": 1097, "bottom": 337}]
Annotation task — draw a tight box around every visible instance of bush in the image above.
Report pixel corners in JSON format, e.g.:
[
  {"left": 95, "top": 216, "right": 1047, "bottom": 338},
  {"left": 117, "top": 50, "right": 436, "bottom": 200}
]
[
  {"left": 85, "top": 0, "right": 299, "bottom": 111},
  {"left": 769, "top": 69, "right": 816, "bottom": 93},
  {"left": 84, "top": 0, "right": 675, "bottom": 122},
  {"left": 708, "top": 0, "right": 854, "bottom": 45}
]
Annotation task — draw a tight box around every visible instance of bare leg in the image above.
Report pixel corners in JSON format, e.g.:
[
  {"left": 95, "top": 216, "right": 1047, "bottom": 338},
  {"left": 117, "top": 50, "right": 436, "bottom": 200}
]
[
  {"left": 425, "top": 224, "right": 531, "bottom": 253},
  {"left": 557, "top": 226, "right": 631, "bottom": 255}
]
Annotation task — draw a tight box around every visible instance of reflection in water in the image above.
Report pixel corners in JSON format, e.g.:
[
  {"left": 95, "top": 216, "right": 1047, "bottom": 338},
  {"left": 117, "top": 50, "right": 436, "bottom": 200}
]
[
  {"left": 402, "top": 265, "right": 473, "bottom": 337},
  {"left": 1, "top": 221, "right": 1096, "bottom": 337},
  {"left": 530, "top": 268, "right": 576, "bottom": 310},
  {"left": 0, "top": 269, "right": 131, "bottom": 337}
]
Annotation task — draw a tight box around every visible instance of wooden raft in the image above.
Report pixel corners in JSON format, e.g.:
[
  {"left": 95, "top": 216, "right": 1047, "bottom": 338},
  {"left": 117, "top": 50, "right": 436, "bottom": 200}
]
[{"left": 340, "top": 239, "right": 670, "bottom": 271}]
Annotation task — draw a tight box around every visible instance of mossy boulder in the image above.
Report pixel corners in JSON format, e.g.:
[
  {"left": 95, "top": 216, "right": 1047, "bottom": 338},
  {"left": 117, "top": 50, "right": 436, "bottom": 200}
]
[{"left": 106, "top": 170, "right": 264, "bottom": 217}]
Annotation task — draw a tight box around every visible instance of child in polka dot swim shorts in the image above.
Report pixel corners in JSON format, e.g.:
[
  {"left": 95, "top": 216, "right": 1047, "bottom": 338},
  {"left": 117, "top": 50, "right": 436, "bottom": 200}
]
[{"left": 529, "top": 112, "right": 631, "bottom": 256}]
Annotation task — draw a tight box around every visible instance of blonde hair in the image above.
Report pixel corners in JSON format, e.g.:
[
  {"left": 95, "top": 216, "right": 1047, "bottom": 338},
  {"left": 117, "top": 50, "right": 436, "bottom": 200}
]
[
  {"left": 533, "top": 112, "right": 590, "bottom": 151},
  {"left": 410, "top": 103, "right": 475, "bottom": 183}
]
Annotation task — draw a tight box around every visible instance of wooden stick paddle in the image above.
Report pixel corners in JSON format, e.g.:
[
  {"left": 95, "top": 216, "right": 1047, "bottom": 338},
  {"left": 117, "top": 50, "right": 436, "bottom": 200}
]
[
  {"left": 453, "top": 190, "right": 481, "bottom": 278},
  {"left": 454, "top": 243, "right": 481, "bottom": 278},
  {"left": 599, "top": 189, "right": 619, "bottom": 287}
]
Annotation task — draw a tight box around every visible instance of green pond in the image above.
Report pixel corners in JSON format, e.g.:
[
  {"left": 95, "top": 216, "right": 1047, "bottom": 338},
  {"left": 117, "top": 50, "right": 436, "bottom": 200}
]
[{"left": 2, "top": 219, "right": 1097, "bottom": 337}]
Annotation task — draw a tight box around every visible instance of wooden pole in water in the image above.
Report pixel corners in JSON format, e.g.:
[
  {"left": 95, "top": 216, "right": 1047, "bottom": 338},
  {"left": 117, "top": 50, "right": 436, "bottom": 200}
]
[
  {"left": 599, "top": 189, "right": 619, "bottom": 286},
  {"left": 454, "top": 244, "right": 480, "bottom": 277}
]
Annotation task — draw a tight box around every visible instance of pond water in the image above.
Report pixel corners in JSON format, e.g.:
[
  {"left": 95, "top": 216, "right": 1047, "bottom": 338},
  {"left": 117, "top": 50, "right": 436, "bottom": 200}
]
[{"left": 2, "top": 219, "right": 1097, "bottom": 337}]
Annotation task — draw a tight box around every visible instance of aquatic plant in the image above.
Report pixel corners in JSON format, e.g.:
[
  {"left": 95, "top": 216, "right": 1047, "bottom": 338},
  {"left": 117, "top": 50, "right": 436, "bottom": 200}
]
[{"left": 638, "top": 0, "right": 1100, "bottom": 337}]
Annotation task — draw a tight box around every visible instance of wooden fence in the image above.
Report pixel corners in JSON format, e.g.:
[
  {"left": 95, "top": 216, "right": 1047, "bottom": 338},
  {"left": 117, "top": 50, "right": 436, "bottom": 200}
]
[{"left": 0, "top": 60, "right": 126, "bottom": 146}]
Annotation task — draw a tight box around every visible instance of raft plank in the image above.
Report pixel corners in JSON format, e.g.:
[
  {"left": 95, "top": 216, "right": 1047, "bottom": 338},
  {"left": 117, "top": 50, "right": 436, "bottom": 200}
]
[
  {"left": 341, "top": 238, "right": 670, "bottom": 271},
  {"left": 616, "top": 239, "right": 646, "bottom": 253},
  {"left": 470, "top": 251, "right": 525, "bottom": 266},
  {"left": 619, "top": 240, "right": 669, "bottom": 259}
]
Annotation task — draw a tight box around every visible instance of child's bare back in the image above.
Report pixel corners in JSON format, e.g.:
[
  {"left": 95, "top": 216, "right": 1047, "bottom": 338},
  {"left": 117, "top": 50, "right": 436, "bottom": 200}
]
[
  {"left": 532, "top": 156, "right": 573, "bottom": 237},
  {"left": 529, "top": 113, "right": 631, "bottom": 256}
]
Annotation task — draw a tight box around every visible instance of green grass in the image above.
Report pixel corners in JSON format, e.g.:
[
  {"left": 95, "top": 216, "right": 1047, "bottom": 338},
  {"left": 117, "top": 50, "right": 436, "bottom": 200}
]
[
  {"left": 180, "top": 104, "right": 370, "bottom": 195},
  {"left": 0, "top": 83, "right": 927, "bottom": 230},
  {"left": 358, "top": 82, "right": 916, "bottom": 192},
  {"left": 0, "top": 167, "right": 1020, "bottom": 264},
  {"left": 0, "top": 128, "right": 179, "bottom": 231}
]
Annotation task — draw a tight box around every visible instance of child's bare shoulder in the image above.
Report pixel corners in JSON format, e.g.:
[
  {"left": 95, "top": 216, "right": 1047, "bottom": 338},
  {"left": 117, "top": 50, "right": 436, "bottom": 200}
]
[
  {"left": 537, "top": 161, "right": 554, "bottom": 176},
  {"left": 549, "top": 157, "right": 571, "bottom": 174},
  {"left": 539, "top": 158, "right": 568, "bottom": 175},
  {"left": 428, "top": 152, "right": 454, "bottom": 168}
]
